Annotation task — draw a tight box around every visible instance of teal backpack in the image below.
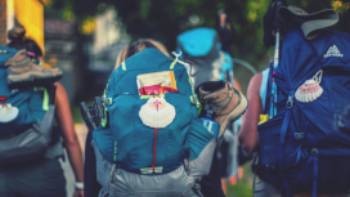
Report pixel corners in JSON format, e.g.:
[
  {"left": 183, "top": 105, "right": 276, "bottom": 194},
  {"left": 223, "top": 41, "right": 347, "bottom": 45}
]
[
  {"left": 0, "top": 45, "right": 62, "bottom": 166},
  {"left": 93, "top": 48, "right": 217, "bottom": 175}
]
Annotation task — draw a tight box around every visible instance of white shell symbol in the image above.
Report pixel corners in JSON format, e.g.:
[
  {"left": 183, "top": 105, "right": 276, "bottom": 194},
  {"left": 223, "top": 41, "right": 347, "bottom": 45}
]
[
  {"left": 295, "top": 70, "right": 324, "bottom": 103},
  {"left": 0, "top": 103, "right": 19, "bottom": 123},
  {"left": 139, "top": 97, "right": 176, "bottom": 128}
]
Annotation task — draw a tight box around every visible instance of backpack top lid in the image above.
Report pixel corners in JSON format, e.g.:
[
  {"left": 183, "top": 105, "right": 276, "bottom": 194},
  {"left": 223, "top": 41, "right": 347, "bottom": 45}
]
[
  {"left": 107, "top": 47, "right": 193, "bottom": 98},
  {"left": 177, "top": 27, "right": 220, "bottom": 58},
  {"left": 278, "top": 29, "right": 350, "bottom": 91}
]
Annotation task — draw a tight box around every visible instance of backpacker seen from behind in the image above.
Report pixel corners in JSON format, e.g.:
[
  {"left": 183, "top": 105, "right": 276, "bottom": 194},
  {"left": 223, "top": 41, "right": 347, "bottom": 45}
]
[
  {"left": 254, "top": 29, "right": 350, "bottom": 195},
  {"left": 0, "top": 46, "right": 60, "bottom": 165},
  {"left": 0, "top": 88, "right": 58, "bottom": 166},
  {"left": 98, "top": 48, "right": 215, "bottom": 175}
]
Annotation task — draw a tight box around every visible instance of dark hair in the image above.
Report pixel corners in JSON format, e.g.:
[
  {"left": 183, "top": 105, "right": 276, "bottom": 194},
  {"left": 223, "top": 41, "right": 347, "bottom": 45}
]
[
  {"left": 23, "top": 39, "right": 43, "bottom": 58},
  {"left": 115, "top": 39, "right": 169, "bottom": 67},
  {"left": 7, "top": 25, "right": 43, "bottom": 59},
  {"left": 7, "top": 25, "right": 26, "bottom": 44}
]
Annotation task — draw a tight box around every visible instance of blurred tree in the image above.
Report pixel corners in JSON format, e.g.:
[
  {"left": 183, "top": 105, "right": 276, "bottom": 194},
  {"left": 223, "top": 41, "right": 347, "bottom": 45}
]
[{"left": 47, "top": 0, "right": 349, "bottom": 68}]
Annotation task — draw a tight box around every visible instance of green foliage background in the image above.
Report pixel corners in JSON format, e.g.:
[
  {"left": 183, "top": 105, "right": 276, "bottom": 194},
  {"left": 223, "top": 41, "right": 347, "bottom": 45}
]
[
  {"left": 47, "top": 0, "right": 349, "bottom": 70},
  {"left": 47, "top": 1, "right": 349, "bottom": 196}
]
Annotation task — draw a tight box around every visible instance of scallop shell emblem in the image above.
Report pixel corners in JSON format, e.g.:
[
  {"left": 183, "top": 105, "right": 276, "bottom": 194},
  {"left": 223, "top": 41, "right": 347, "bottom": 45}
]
[
  {"left": 0, "top": 103, "right": 19, "bottom": 123},
  {"left": 139, "top": 96, "right": 176, "bottom": 128},
  {"left": 295, "top": 70, "right": 324, "bottom": 103}
]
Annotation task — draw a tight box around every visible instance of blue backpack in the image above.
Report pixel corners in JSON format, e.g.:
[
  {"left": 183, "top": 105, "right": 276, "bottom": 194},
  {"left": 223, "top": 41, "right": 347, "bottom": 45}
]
[
  {"left": 93, "top": 48, "right": 217, "bottom": 175},
  {"left": 177, "top": 27, "right": 235, "bottom": 85},
  {"left": 0, "top": 45, "right": 60, "bottom": 165},
  {"left": 254, "top": 29, "right": 350, "bottom": 195}
]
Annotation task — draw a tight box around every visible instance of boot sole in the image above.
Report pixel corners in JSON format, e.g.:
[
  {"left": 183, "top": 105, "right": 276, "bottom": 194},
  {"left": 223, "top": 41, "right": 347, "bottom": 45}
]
[{"left": 8, "top": 73, "right": 62, "bottom": 88}]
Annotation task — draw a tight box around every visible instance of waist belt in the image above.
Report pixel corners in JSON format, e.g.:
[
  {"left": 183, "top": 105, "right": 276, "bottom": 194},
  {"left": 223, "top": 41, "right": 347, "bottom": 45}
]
[{"left": 118, "top": 162, "right": 183, "bottom": 175}]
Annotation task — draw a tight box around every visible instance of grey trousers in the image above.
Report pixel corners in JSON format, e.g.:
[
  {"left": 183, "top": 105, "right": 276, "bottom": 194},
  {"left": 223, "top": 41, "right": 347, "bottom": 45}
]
[
  {"left": 253, "top": 176, "right": 281, "bottom": 197},
  {"left": 93, "top": 140, "right": 217, "bottom": 197}
]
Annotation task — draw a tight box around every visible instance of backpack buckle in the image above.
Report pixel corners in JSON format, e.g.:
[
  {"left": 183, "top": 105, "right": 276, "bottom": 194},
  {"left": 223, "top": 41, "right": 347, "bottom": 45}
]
[
  {"left": 294, "top": 132, "right": 305, "bottom": 140},
  {"left": 286, "top": 96, "right": 294, "bottom": 108},
  {"left": 311, "top": 148, "right": 319, "bottom": 156}
]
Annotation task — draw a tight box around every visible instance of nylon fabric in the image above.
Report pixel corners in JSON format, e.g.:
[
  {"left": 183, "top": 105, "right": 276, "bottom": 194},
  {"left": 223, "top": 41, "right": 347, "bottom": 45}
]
[
  {"left": 255, "top": 29, "right": 350, "bottom": 194},
  {"left": 94, "top": 48, "right": 217, "bottom": 175}
]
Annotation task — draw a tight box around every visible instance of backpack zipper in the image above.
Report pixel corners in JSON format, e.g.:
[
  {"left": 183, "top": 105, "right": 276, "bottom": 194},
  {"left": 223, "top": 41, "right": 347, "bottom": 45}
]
[{"left": 151, "top": 128, "right": 158, "bottom": 173}]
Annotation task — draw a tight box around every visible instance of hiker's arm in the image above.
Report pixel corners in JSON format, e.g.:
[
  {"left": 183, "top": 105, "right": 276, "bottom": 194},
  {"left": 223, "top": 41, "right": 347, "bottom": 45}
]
[
  {"left": 233, "top": 79, "right": 242, "bottom": 91},
  {"left": 239, "top": 73, "right": 262, "bottom": 153},
  {"left": 55, "top": 83, "right": 84, "bottom": 194}
]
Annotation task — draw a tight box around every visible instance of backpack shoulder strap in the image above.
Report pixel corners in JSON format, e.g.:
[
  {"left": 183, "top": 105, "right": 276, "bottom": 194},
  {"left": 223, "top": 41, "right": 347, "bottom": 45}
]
[
  {"left": 34, "top": 84, "right": 56, "bottom": 112},
  {"left": 47, "top": 84, "right": 56, "bottom": 105},
  {"left": 45, "top": 84, "right": 65, "bottom": 159}
]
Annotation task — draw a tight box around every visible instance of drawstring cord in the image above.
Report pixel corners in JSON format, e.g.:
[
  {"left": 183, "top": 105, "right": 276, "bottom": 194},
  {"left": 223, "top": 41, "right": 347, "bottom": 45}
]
[
  {"left": 171, "top": 51, "right": 190, "bottom": 69},
  {"left": 152, "top": 128, "right": 158, "bottom": 173}
]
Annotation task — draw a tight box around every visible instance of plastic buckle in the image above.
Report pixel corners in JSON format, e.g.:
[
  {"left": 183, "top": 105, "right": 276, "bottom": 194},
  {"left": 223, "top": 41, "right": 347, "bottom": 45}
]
[
  {"left": 294, "top": 132, "right": 305, "bottom": 140},
  {"left": 286, "top": 96, "right": 294, "bottom": 109},
  {"left": 311, "top": 148, "right": 319, "bottom": 156},
  {"left": 102, "top": 96, "right": 112, "bottom": 106}
]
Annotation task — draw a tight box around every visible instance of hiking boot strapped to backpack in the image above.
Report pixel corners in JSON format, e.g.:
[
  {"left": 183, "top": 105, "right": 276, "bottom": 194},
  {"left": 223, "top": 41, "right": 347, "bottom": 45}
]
[
  {"left": 196, "top": 80, "right": 247, "bottom": 136},
  {"left": 5, "top": 49, "right": 62, "bottom": 88}
]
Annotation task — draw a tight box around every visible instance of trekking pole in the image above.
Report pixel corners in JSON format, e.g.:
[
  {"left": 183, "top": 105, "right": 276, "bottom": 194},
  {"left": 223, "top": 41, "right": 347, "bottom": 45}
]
[
  {"left": 268, "top": 0, "right": 285, "bottom": 118},
  {"left": 269, "top": 31, "right": 280, "bottom": 118},
  {"left": 233, "top": 58, "right": 257, "bottom": 75}
]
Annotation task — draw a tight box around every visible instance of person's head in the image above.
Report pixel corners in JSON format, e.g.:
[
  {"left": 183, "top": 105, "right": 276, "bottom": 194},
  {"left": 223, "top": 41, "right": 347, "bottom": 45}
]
[
  {"left": 115, "top": 38, "right": 169, "bottom": 68},
  {"left": 7, "top": 25, "right": 26, "bottom": 47},
  {"left": 7, "top": 25, "right": 43, "bottom": 63}
]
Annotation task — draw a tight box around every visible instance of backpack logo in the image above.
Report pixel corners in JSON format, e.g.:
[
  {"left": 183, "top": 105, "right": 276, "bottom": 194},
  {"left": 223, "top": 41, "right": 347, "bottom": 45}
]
[
  {"left": 295, "top": 70, "right": 324, "bottom": 103},
  {"left": 0, "top": 103, "right": 19, "bottom": 123},
  {"left": 324, "top": 45, "right": 344, "bottom": 58},
  {"left": 139, "top": 96, "right": 176, "bottom": 128}
]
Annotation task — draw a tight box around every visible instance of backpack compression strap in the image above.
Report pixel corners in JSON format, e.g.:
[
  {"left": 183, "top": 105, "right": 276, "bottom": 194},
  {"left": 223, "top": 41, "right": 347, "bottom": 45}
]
[
  {"left": 171, "top": 51, "right": 202, "bottom": 112},
  {"left": 34, "top": 85, "right": 56, "bottom": 112}
]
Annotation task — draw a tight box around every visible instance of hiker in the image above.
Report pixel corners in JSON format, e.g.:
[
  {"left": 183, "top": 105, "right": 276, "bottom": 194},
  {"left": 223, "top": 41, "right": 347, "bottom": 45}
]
[
  {"left": 0, "top": 26, "right": 84, "bottom": 197},
  {"left": 82, "top": 38, "right": 236, "bottom": 197},
  {"left": 251, "top": 1, "right": 350, "bottom": 196},
  {"left": 83, "top": 39, "right": 171, "bottom": 197},
  {"left": 82, "top": 39, "right": 212, "bottom": 196},
  {"left": 239, "top": 68, "right": 281, "bottom": 197},
  {"left": 177, "top": 27, "right": 247, "bottom": 197}
]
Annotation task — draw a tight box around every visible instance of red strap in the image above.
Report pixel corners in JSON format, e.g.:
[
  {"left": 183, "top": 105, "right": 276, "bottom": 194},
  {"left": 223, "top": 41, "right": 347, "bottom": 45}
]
[
  {"left": 151, "top": 128, "right": 158, "bottom": 172},
  {"left": 139, "top": 85, "right": 177, "bottom": 96},
  {"left": 0, "top": 96, "right": 7, "bottom": 102}
]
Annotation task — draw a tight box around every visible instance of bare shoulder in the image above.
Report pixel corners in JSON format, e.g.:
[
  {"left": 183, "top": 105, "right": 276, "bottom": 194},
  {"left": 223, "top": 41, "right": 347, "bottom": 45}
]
[
  {"left": 54, "top": 82, "right": 68, "bottom": 96},
  {"left": 54, "top": 82, "right": 65, "bottom": 92},
  {"left": 247, "top": 73, "right": 263, "bottom": 96},
  {"left": 53, "top": 82, "right": 70, "bottom": 104},
  {"left": 249, "top": 73, "right": 263, "bottom": 87}
]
